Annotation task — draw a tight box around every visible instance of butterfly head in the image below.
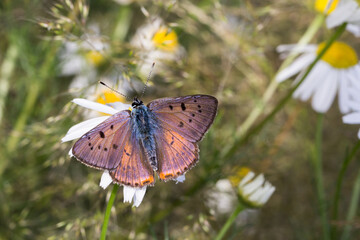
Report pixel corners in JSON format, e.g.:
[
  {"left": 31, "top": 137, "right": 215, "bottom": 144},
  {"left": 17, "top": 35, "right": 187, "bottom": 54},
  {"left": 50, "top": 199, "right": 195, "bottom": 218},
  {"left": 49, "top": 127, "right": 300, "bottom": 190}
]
[{"left": 132, "top": 97, "right": 144, "bottom": 109}]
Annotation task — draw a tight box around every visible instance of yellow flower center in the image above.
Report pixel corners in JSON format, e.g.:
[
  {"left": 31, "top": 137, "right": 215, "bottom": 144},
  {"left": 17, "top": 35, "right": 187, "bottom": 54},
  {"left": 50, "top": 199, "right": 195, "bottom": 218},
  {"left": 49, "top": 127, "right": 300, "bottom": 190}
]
[
  {"left": 315, "top": 0, "right": 339, "bottom": 14},
  {"left": 152, "top": 27, "right": 179, "bottom": 52},
  {"left": 86, "top": 50, "right": 105, "bottom": 66},
  {"left": 316, "top": 41, "right": 358, "bottom": 69},
  {"left": 229, "top": 167, "right": 251, "bottom": 186},
  {"left": 96, "top": 90, "right": 125, "bottom": 115}
]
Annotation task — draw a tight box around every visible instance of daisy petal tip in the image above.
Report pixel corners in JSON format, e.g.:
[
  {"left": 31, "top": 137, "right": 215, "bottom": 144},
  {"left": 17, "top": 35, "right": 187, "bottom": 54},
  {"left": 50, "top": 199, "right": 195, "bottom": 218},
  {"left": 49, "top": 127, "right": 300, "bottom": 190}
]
[
  {"left": 99, "top": 171, "right": 113, "bottom": 189},
  {"left": 68, "top": 148, "right": 74, "bottom": 158},
  {"left": 123, "top": 186, "right": 136, "bottom": 203},
  {"left": 174, "top": 175, "right": 186, "bottom": 184},
  {"left": 132, "top": 187, "right": 147, "bottom": 207}
]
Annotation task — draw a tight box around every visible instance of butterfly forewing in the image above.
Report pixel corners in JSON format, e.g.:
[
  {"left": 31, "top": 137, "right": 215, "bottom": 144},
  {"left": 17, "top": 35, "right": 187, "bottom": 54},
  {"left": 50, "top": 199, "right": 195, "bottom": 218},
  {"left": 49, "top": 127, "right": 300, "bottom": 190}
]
[
  {"left": 72, "top": 111, "right": 131, "bottom": 170},
  {"left": 147, "top": 95, "right": 218, "bottom": 142},
  {"left": 110, "top": 132, "right": 155, "bottom": 187}
]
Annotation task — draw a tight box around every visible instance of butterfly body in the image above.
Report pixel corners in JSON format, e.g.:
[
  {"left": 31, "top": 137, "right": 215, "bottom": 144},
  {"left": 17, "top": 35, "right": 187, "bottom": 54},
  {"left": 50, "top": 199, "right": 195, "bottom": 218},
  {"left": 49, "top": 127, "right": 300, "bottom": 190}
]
[
  {"left": 131, "top": 102, "right": 159, "bottom": 171},
  {"left": 72, "top": 95, "right": 218, "bottom": 188}
]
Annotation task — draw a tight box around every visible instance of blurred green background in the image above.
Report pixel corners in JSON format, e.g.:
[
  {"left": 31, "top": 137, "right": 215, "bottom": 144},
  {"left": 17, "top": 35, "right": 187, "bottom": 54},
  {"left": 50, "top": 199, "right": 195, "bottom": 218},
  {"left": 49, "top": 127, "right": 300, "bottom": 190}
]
[{"left": 1, "top": 0, "right": 360, "bottom": 239}]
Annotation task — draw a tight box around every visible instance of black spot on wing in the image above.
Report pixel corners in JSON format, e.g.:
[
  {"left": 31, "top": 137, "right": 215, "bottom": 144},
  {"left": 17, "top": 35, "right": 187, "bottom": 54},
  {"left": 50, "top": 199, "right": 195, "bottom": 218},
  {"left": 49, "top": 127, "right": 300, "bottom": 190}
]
[
  {"left": 99, "top": 131, "right": 105, "bottom": 138},
  {"left": 181, "top": 103, "right": 186, "bottom": 111}
]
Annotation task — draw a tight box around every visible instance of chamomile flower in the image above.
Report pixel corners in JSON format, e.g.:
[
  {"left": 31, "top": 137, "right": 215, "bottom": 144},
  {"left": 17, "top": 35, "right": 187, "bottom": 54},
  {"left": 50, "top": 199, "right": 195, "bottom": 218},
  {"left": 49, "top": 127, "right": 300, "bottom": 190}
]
[
  {"left": 131, "top": 17, "right": 184, "bottom": 76},
  {"left": 315, "top": 0, "right": 360, "bottom": 37},
  {"left": 342, "top": 111, "right": 360, "bottom": 139},
  {"left": 276, "top": 41, "right": 360, "bottom": 113},
  {"left": 325, "top": 0, "right": 360, "bottom": 37},
  {"left": 59, "top": 25, "right": 108, "bottom": 91},
  {"left": 62, "top": 99, "right": 147, "bottom": 207},
  {"left": 207, "top": 179, "right": 237, "bottom": 216},
  {"left": 207, "top": 167, "right": 274, "bottom": 216},
  {"left": 238, "top": 171, "right": 275, "bottom": 208}
]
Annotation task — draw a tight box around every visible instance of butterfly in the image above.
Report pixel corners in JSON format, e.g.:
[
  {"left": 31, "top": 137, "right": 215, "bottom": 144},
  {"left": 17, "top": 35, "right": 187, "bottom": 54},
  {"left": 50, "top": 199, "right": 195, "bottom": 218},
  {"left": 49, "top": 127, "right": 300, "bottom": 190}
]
[{"left": 72, "top": 95, "right": 218, "bottom": 188}]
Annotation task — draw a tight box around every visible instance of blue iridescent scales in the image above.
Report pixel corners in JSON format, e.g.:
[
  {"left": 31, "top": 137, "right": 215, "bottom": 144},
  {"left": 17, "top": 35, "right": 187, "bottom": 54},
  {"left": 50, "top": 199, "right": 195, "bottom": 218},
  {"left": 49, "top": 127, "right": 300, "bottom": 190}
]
[{"left": 72, "top": 95, "right": 218, "bottom": 187}]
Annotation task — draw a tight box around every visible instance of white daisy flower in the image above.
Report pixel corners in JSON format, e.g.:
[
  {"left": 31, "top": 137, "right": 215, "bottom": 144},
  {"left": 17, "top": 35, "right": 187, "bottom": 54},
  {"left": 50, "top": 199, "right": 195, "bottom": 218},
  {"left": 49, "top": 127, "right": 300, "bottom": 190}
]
[
  {"left": 62, "top": 98, "right": 147, "bottom": 207},
  {"left": 325, "top": 0, "right": 360, "bottom": 37},
  {"left": 130, "top": 17, "right": 185, "bottom": 76},
  {"left": 59, "top": 24, "right": 109, "bottom": 91},
  {"left": 206, "top": 179, "right": 238, "bottom": 216},
  {"left": 343, "top": 111, "right": 360, "bottom": 139},
  {"left": 238, "top": 171, "right": 275, "bottom": 208},
  {"left": 276, "top": 41, "right": 360, "bottom": 113}
]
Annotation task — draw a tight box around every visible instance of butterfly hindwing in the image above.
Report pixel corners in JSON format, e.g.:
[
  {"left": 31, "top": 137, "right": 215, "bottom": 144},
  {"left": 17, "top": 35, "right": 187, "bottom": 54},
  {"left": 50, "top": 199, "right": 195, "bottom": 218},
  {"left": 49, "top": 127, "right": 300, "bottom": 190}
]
[
  {"left": 72, "top": 110, "right": 132, "bottom": 170},
  {"left": 110, "top": 132, "right": 155, "bottom": 187},
  {"left": 147, "top": 95, "right": 218, "bottom": 142},
  {"left": 155, "top": 127, "right": 199, "bottom": 181}
]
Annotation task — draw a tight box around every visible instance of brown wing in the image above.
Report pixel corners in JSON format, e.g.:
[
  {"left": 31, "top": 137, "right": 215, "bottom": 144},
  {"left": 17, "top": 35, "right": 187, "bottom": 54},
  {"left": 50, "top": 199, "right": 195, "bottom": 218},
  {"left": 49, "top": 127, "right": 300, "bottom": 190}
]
[
  {"left": 155, "top": 126, "right": 199, "bottom": 181},
  {"left": 110, "top": 132, "right": 155, "bottom": 187},
  {"left": 72, "top": 110, "right": 132, "bottom": 170},
  {"left": 147, "top": 95, "right": 218, "bottom": 143}
]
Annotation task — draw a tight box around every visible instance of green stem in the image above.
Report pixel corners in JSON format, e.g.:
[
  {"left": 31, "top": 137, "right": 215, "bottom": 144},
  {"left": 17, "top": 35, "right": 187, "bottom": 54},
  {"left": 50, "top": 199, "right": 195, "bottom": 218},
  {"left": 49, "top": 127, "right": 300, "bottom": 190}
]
[
  {"left": 214, "top": 203, "right": 244, "bottom": 240},
  {"left": 222, "top": 22, "right": 347, "bottom": 160},
  {"left": 236, "top": 14, "right": 325, "bottom": 137},
  {"left": 341, "top": 169, "right": 360, "bottom": 240},
  {"left": 313, "top": 114, "right": 330, "bottom": 240},
  {"left": 1, "top": 41, "right": 58, "bottom": 176},
  {"left": 100, "top": 184, "right": 119, "bottom": 240},
  {"left": 0, "top": 43, "right": 19, "bottom": 126},
  {"left": 331, "top": 140, "right": 360, "bottom": 239}
]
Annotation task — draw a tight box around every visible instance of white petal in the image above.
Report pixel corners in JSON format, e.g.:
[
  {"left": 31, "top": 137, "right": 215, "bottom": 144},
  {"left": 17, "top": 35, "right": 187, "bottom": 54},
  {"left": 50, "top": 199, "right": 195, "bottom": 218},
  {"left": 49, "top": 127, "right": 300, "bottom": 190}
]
[
  {"left": 239, "top": 171, "right": 255, "bottom": 188},
  {"left": 358, "top": 129, "right": 360, "bottom": 139},
  {"left": 347, "top": 9, "right": 360, "bottom": 22},
  {"left": 60, "top": 56, "right": 86, "bottom": 76},
  {"left": 100, "top": 171, "right": 113, "bottom": 189},
  {"left": 342, "top": 112, "right": 360, "bottom": 124},
  {"left": 347, "top": 24, "right": 360, "bottom": 37},
  {"left": 348, "top": 65, "right": 360, "bottom": 90},
  {"left": 67, "top": 116, "right": 109, "bottom": 134},
  {"left": 133, "top": 187, "right": 147, "bottom": 207},
  {"left": 326, "top": 1, "right": 358, "bottom": 28},
  {"left": 276, "top": 44, "right": 317, "bottom": 54},
  {"left": 242, "top": 174, "right": 265, "bottom": 196},
  {"left": 107, "top": 102, "right": 131, "bottom": 111},
  {"left": 72, "top": 98, "right": 119, "bottom": 115},
  {"left": 349, "top": 87, "right": 360, "bottom": 102},
  {"left": 123, "top": 186, "right": 136, "bottom": 203},
  {"left": 338, "top": 70, "right": 351, "bottom": 114},
  {"left": 276, "top": 53, "right": 315, "bottom": 82},
  {"left": 349, "top": 99, "right": 360, "bottom": 112},
  {"left": 259, "top": 185, "right": 276, "bottom": 204},
  {"left": 248, "top": 188, "right": 263, "bottom": 203},
  {"left": 293, "top": 62, "right": 328, "bottom": 101},
  {"left": 174, "top": 175, "right": 186, "bottom": 184},
  {"left": 61, "top": 116, "right": 109, "bottom": 142},
  {"left": 311, "top": 68, "right": 338, "bottom": 113},
  {"left": 68, "top": 148, "right": 74, "bottom": 158}
]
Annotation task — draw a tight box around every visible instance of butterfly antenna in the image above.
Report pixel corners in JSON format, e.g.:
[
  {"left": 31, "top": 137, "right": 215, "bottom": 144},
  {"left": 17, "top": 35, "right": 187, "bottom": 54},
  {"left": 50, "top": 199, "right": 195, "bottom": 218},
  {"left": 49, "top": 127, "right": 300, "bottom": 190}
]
[
  {"left": 141, "top": 62, "right": 155, "bottom": 98},
  {"left": 99, "top": 81, "right": 130, "bottom": 100}
]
